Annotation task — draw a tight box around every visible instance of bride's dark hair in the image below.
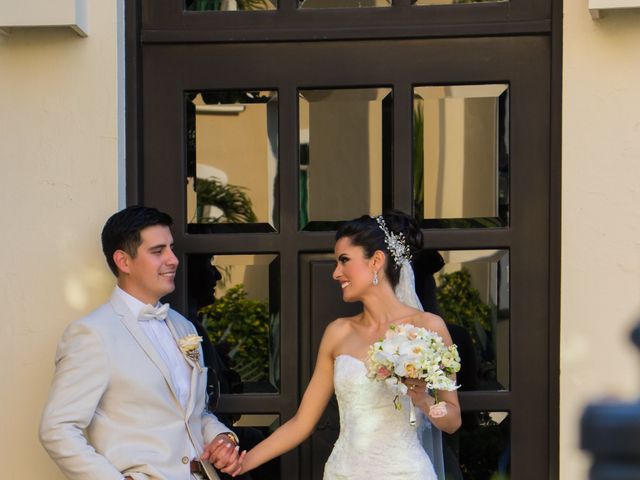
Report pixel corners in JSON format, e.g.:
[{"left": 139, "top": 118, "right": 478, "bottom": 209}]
[{"left": 335, "top": 210, "right": 423, "bottom": 288}]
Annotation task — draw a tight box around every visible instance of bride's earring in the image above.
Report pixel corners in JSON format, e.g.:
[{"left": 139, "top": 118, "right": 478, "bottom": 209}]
[{"left": 372, "top": 270, "right": 379, "bottom": 286}]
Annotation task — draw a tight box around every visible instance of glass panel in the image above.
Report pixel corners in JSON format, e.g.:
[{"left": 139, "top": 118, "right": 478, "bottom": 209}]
[
  {"left": 186, "top": 90, "right": 278, "bottom": 233},
  {"left": 300, "top": 0, "right": 390, "bottom": 8},
  {"left": 414, "top": 249, "right": 509, "bottom": 391},
  {"left": 185, "top": 0, "right": 277, "bottom": 11},
  {"left": 299, "top": 87, "right": 391, "bottom": 230},
  {"left": 413, "top": 84, "right": 509, "bottom": 228},
  {"left": 445, "top": 411, "right": 511, "bottom": 479},
  {"left": 415, "top": 0, "right": 506, "bottom": 5},
  {"left": 186, "top": 254, "right": 280, "bottom": 393}
]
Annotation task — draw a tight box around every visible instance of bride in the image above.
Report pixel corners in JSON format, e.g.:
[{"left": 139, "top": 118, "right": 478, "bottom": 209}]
[{"left": 217, "top": 211, "right": 461, "bottom": 479}]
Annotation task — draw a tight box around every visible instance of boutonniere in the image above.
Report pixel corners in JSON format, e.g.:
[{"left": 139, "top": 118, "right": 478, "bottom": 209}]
[{"left": 178, "top": 334, "right": 203, "bottom": 370}]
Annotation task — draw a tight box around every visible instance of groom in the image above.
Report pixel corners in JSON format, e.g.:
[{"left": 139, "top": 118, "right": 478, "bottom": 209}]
[{"left": 39, "top": 206, "right": 242, "bottom": 479}]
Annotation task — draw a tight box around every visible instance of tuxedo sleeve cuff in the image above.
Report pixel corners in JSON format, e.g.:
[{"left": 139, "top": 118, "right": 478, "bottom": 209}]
[
  {"left": 124, "top": 472, "right": 150, "bottom": 480},
  {"left": 223, "top": 431, "right": 239, "bottom": 445}
]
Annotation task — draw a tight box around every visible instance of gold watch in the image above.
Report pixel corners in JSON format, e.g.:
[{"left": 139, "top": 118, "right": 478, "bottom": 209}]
[{"left": 222, "top": 431, "right": 239, "bottom": 446}]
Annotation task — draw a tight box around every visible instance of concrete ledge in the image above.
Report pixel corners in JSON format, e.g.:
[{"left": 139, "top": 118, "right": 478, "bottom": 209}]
[
  {"left": 590, "top": 0, "right": 640, "bottom": 19},
  {"left": 0, "top": 0, "right": 87, "bottom": 36}
]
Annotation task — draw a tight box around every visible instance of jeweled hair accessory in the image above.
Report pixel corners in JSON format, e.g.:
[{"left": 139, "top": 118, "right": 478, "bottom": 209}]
[{"left": 375, "top": 216, "right": 412, "bottom": 268}]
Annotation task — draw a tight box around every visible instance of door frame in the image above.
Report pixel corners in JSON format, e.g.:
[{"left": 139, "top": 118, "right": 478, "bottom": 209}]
[{"left": 125, "top": 1, "right": 562, "bottom": 478}]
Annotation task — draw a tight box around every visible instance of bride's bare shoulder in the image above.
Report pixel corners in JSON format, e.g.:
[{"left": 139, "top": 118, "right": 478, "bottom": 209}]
[
  {"left": 321, "top": 315, "right": 359, "bottom": 345},
  {"left": 326, "top": 315, "right": 359, "bottom": 333},
  {"left": 413, "top": 312, "right": 453, "bottom": 343}
]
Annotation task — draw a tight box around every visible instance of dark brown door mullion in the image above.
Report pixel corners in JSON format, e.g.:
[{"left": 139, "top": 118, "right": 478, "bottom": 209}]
[
  {"left": 293, "top": 229, "right": 514, "bottom": 252},
  {"left": 217, "top": 394, "right": 285, "bottom": 412},
  {"left": 422, "top": 229, "right": 512, "bottom": 251},
  {"left": 392, "top": 82, "right": 413, "bottom": 213},
  {"left": 277, "top": 80, "right": 302, "bottom": 476},
  {"left": 507, "top": 41, "right": 551, "bottom": 479},
  {"left": 141, "top": 0, "right": 551, "bottom": 38},
  {"left": 179, "top": 235, "right": 281, "bottom": 255},
  {"left": 278, "top": 81, "right": 300, "bottom": 237},
  {"left": 141, "top": 46, "right": 189, "bottom": 259},
  {"left": 142, "top": 49, "right": 184, "bottom": 223},
  {"left": 459, "top": 391, "right": 511, "bottom": 411},
  {"left": 279, "top": 0, "right": 296, "bottom": 12}
]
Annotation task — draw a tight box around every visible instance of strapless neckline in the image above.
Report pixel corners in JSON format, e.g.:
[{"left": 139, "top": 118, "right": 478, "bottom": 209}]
[{"left": 334, "top": 353, "right": 366, "bottom": 365}]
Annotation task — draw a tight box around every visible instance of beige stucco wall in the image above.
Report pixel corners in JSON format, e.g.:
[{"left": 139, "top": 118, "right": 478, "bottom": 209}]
[
  {"left": 562, "top": 2, "right": 640, "bottom": 478},
  {"left": 0, "top": 1, "right": 119, "bottom": 478}
]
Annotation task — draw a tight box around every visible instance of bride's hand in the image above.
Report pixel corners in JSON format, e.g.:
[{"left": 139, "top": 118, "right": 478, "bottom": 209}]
[
  {"left": 225, "top": 449, "right": 247, "bottom": 477},
  {"left": 402, "top": 379, "right": 433, "bottom": 406}
]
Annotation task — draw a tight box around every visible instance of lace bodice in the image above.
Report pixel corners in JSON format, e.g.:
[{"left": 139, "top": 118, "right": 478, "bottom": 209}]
[{"left": 323, "top": 355, "right": 437, "bottom": 480}]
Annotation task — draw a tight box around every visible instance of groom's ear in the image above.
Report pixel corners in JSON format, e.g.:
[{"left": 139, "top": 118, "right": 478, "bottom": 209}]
[{"left": 113, "top": 249, "right": 131, "bottom": 276}]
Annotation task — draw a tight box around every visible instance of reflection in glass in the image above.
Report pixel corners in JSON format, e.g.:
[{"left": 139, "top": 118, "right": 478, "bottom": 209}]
[
  {"left": 413, "top": 84, "right": 509, "bottom": 228},
  {"left": 415, "top": 0, "right": 505, "bottom": 5},
  {"left": 186, "top": 90, "right": 278, "bottom": 233},
  {"left": 299, "top": 88, "right": 391, "bottom": 230},
  {"left": 187, "top": 253, "right": 280, "bottom": 394},
  {"left": 299, "top": 0, "right": 390, "bottom": 8},
  {"left": 444, "top": 411, "right": 510, "bottom": 479},
  {"left": 185, "top": 0, "right": 277, "bottom": 11},
  {"left": 414, "top": 249, "right": 509, "bottom": 391}
]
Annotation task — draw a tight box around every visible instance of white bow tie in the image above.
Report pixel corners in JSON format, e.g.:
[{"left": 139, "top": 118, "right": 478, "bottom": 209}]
[{"left": 139, "top": 303, "right": 170, "bottom": 321}]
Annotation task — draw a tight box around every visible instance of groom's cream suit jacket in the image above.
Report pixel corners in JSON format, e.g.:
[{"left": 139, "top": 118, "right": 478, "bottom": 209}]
[{"left": 40, "top": 289, "right": 228, "bottom": 480}]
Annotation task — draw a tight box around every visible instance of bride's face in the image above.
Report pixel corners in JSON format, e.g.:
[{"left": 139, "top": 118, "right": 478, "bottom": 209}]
[{"left": 333, "top": 236, "right": 375, "bottom": 302}]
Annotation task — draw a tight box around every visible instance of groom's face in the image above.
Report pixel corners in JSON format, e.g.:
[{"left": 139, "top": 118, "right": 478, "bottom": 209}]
[{"left": 120, "top": 225, "right": 179, "bottom": 304}]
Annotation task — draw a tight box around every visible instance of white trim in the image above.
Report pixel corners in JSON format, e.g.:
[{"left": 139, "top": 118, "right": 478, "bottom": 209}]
[
  {"left": 117, "top": 0, "right": 126, "bottom": 208},
  {"left": 195, "top": 104, "right": 246, "bottom": 114}
]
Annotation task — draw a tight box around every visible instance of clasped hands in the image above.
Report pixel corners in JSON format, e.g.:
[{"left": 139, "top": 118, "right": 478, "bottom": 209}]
[{"left": 201, "top": 433, "right": 246, "bottom": 476}]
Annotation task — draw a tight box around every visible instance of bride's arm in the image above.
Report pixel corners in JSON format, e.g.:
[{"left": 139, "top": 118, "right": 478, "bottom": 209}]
[
  {"left": 407, "top": 313, "right": 462, "bottom": 434},
  {"left": 228, "top": 321, "right": 341, "bottom": 476}
]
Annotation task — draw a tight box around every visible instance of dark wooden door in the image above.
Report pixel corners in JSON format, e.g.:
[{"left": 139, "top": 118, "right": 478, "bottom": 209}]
[{"left": 130, "top": 2, "right": 558, "bottom": 478}]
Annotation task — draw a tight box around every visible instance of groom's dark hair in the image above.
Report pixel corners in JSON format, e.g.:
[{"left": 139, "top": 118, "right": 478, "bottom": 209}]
[{"left": 101, "top": 205, "right": 174, "bottom": 276}]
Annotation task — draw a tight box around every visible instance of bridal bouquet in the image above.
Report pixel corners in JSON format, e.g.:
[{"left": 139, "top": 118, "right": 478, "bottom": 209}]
[{"left": 365, "top": 323, "right": 461, "bottom": 425}]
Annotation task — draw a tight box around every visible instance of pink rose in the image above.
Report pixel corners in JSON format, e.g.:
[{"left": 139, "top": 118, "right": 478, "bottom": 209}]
[
  {"left": 376, "top": 366, "right": 392, "bottom": 380},
  {"left": 428, "top": 401, "right": 448, "bottom": 419}
]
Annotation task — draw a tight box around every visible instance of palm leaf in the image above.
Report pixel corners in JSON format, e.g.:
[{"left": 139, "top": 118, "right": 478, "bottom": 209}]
[{"left": 195, "top": 177, "right": 258, "bottom": 223}]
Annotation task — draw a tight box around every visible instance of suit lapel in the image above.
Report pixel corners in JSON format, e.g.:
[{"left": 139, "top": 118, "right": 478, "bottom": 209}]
[
  {"left": 165, "top": 313, "right": 200, "bottom": 419},
  {"left": 110, "top": 291, "right": 183, "bottom": 407}
]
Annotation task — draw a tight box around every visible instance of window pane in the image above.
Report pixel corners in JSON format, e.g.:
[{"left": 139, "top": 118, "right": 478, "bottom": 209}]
[
  {"left": 413, "top": 84, "right": 509, "bottom": 228},
  {"left": 300, "top": 0, "right": 390, "bottom": 8},
  {"left": 415, "top": 249, "right": 509, "bottom": 391},
  {"left": 185, "top": 0, "right": 277, "bottom": 11},
  {"left": 187, "top": 254, "right": 280, "bottom": 393},
  {"left": 186, "top": 90, "right": 278, "bottom": 233},
  {"left": 445, "top": 411, "right": 510, "bottom": 479},
  {"left": 299, "top": 88, "right": 391, "bottom": 230}
]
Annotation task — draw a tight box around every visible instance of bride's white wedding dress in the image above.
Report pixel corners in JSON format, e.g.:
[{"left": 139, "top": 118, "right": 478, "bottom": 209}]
[{"left": 323, "top": 355, "right": 437, "bottom": 480}]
